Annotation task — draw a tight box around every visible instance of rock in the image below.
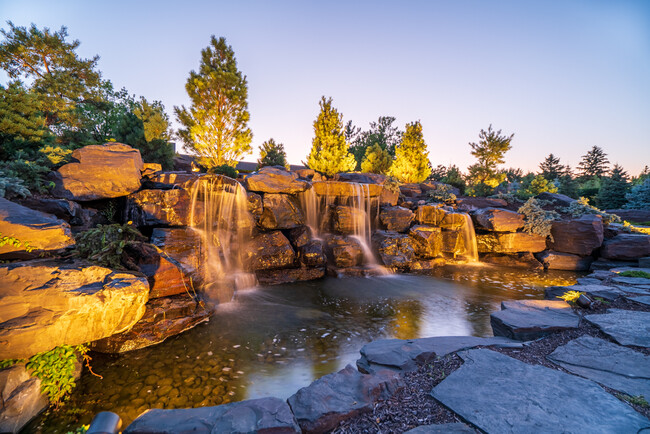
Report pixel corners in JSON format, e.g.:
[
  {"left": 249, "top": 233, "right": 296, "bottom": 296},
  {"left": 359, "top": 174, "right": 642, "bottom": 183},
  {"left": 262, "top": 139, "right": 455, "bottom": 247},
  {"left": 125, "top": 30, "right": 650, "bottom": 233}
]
[
  {"left": 334, "top": 172, "right": 386, "bottom": 184},
  {"left": 0, "top": 198, "right": 75, "bottom": 258},
  {"left": 585, "top": 309, "right": 650, "bottom": 347},
  {"left": 409, "top": 258, "right": 446, "bottom": 271},
  {"left": 547, "top": 336, "right": 650, "bottom": 398},
  {"left": 256, "top": 267, "right": 326, "bottom": 285},
  {"left": 441, "top": 230, "right": 465, "bottom": 256},
  {"left": 414, "top": 205, "right": 465, "bottom": 229},
  {"left": 244, "top": 166, "right": 309, "bottom": 194},
  {"left": 403, "top": 423, "right": 475, "bottom": 434},
  {"left": 287, "top": 365, "right": 404, "bottom": 433},
  {"left": 172, "top": 154, "right": 197, "bottom": 172},
  {"left": 124, "top": 397, "right": 300, "bottom": 433},
  {"left": 312, "top": 181, "right": 383, "bottom": 197},
  {"left": 379, "top": 188, "right": 399, "bottom": 206},
  {"left": 295, "top": 168, "right": 316, "bottom": 180},
  {"left": 90, "top": 295, "right": 210, "bottom": 353},
  {"left": 606, "top": 209, "right": 650, "bottom": 223},
  {"left": 331, "top": 205, "right": 367, "bottom": 235},
  {"left": 477, "top": 232, "right": 547, "bottom": 254},
  {"left": 288, "top": 226, "right": 312, "bottom": 249},
  {"left": 408, "top": 225, "right": 442, "bottom": 258},
  {"left": 431, "top": 349, "right": 650, "bottom": 433},
  {"left": 151, "top": 228, "right": 203, "bottom": 277},
  {"left": 325, "top": 235, "right": 363, "bottom": 268},
  {"left": 481, "top": 252, "right": 543, "bottom": 270},
  {"left": 141, "top": 163, "right": 162, "bottom": 178},
  {"left": 601, "top": 234, "right": 650, "bottom": 260},
  {"left": 535, "top": 250, "right": 593, "bottom": 271},
  {"left": 536, "top": 192, "right": 576, "bottom": 206},
  {"left": 420, "top": 181, "right": 461, "bottom": 197},
  {"left": 456, "top": 197, "right": 507, "bottom": 211},
  {"left": 125, "top": 188, "right": 193, "bottom": 226},
  {"left": 490, "top": 299, "right": 580, "bottom": 341},
  {"left": 247, "top": 192, "right": 263, "bottom": 217},
  {"left": 298, "top": 240, "right": 327, "bottom": 267},
  {"left": 590, "top": 257, "right": 638, "bottom": 270},
  {"left": 640, "top": 257, "right": 650, "bottom": 268},
  {"left": 0, "top": 363, "right": 48, "bottom": 434},
  {"left": 612, "top": 275, "right": 650, "bottom": 286},
  {"left": 399, "top": 183, "right": 422, "bottom": 198},
  {"left": 357, "top": 336, "right": 523, "bottom": 374},
  {"left": 17, "top": 197, "right": 88, "bottom": 227},
  {"left": 373, "top": 231, "right": 416, "bottom": 270},
  {"left": 148, "top": 172, "right": 200, "bottom": 189},
  {"left": 545, "top": 284, "right": 623, "bottom": 302},
  {"left": 259, "top": 194, "right": 305, "bottom": 230},
  {"left": 0, "top": 260, "right": 149, "bottom": 359},
  {"left": 244, "top": 231, "right": 296, "bottom": 270},
  {"left": 472, "top": 208, "right": 524, "bottom": 232},
  {"left": 548, "top": 215, "right": 604, "bottom": 256},
  {"left": 379, "top": 206, "right": 414, "bottom": 232},
  {"left": 630, "top": 296, "right": 650, "bottom": 306},
  {"left": 51, "top": 143, "right": 144, "bottom": 201}
]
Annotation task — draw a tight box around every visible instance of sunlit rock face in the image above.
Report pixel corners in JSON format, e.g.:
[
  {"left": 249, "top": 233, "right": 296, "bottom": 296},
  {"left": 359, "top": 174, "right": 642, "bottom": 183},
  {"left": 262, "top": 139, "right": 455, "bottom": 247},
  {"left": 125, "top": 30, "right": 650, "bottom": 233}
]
[
  {"left": 415, "top": 205, "right": 464, "bottom": 229},
  {"left": 125, "top": 189, "right": 194, "bottom": 227},
  {"left": 325, "top": 235, "right": 363, "bottom": 268},
  {"left": 372, "top": 231, "right": 416, "bottom": 270},
  {"left": 244, "top": 231, "right": 296, "bottom": 270},
  {"left": 535, "top": 250, "right": 593, "bottom": 271},
  {"left": 312, "top": 181, "right": 383, "bottom": 198},
  {"left": 332, "top": 205, "right": 367, "bottom": 235},
  {"left": 259, "top": 194, "right": 305, "bottom": 230},
  {"left": 477, "top": 232, "right": 547, "bottom": 254},
  {"left": 548, "top": 215, "right": 604, "bottom": 256},
  {"left": 150, "top": 228, "right": 203, "bottom": 279},
  {"left": 408, "top": 225, "right": 443, "bottom": 259},
  {"left": 0, "top": 363, "right": 48, "bottom": 433},
  {"left": 472, "top": 208, "right": 525, "bottom": 232},
  {"left": 0, "top": 198, "right": 75, "bottom": 258},
  {"left": 244, "top": 166, "right": 309, "bottom": 194},
  {"left": 0, "top": 260, "right": 149, "bottom": 360},
  {"left": 379, "top": 206, "right": 414, "bottom": 233},
  {"left": 51, "top": 143, "right": 144, "bottom": 201}
]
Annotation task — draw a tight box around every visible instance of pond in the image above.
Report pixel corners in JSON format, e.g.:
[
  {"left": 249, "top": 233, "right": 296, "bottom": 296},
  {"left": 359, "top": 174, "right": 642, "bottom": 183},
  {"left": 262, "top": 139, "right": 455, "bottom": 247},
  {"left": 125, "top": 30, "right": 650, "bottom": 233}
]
[{"left": 26, "top": 265, "right": 580, "bottom": 432}]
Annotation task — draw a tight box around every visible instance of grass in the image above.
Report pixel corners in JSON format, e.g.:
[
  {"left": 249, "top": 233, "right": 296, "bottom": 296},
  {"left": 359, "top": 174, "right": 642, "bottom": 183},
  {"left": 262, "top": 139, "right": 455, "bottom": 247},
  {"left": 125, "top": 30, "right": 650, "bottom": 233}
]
[
  {"left": 617, "top": 393, "right": 649, "bottom": 408},
  {"left": 618, "top": 270, "right": 650, "bottom": 279}
]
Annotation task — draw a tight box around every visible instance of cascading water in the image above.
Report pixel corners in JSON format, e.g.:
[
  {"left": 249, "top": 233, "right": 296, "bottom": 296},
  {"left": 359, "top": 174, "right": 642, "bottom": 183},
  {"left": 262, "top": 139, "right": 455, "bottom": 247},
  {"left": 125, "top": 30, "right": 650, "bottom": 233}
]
[
  {"left": 459, "top": 213, "right": 479, "bottom": 262},
  {"left": 189, "top": 175, "right": 257, "bottom": 303}
]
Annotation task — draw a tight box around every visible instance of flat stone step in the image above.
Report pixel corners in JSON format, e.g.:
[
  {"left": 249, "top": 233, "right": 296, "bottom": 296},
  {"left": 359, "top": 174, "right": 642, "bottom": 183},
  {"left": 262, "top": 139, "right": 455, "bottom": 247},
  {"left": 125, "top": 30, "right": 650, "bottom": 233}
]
[
  {"left": 547, "top": 335, "right": 650, "bottom": 398},
  {"left": 585, "top": 309, "right": 650, "bottom": 347},
  {"left": 403, "top": 423, "right": 475, "bottom": 433},
  {"left": 431, "top": 349, "right": 650, "bottom": 433},
  {"left": 629, "top": 296, "right": 650, "bottom": 306},
  {"left": 490, "top": 300, "right": 580, "bottom": 341},
  {"left": 545, "top": 284, "right": 624, "bottom": 301}
]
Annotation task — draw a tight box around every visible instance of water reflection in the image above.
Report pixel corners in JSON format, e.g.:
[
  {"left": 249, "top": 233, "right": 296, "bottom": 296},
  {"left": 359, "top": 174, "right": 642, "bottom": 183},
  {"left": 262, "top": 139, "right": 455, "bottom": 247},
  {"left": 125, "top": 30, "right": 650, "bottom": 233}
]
[{"left": 27, "top": 265, "right": 579, "bottom": 432}]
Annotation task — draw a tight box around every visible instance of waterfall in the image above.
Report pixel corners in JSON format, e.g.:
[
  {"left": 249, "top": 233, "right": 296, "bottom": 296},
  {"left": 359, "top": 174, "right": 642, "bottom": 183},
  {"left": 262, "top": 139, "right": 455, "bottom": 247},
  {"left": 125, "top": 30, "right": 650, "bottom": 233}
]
[
  {"left": 459, "top": 213, "right": 479, "bottom": 262},
  {"left": 189, "top": 175, "right": 257, "bottom": 303}
]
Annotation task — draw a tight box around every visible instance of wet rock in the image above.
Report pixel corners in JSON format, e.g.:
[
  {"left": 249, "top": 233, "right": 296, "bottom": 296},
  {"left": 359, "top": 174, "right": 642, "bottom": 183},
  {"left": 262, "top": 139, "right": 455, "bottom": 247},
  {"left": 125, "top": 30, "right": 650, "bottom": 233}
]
[
  {"left": 357, "top": 335, "right": 523, "bottom": 374},
  {"left": 408, "top": 225, "right": 442, "bottom": 258},
  {"left": 312, "top": 181, "right": 383, "bottom": 197},
  {"left": 456, "top": 197, "right": 507, "bottom": 211},
  {"left": 244, "top": 166, "right": 309, "bottom": 194},
  {"left": 373, "top": 231, "right": 416, "bottom": 270},
  {"left": 332, "top": 205, "right": 367, "bottom": 235},
  {"left": 409, "top": 258, "right": 446, "bottom": 271},
  {"left": 51, "top": 143, "right": 144, "bottom": 201},
  {"left": 379, "top": 188, "right": 399, "bottom": 206},
  {"left": 125, "top": 188, "right": 193, "bottom": 226},
  {"left": 325, "top": 235, "right": 363, "bottom": 268},
  {"left": 259, "top": 194, "right": 305, "bottom": 230},
  {"left": 0, "top": 363, "right": 48, "bottom": 434},
  {"left": 91, "top": 295, "right": 211, "bottom": 353},
  {"left": 590, "top": 257, "right": 638, "bottom": 270},
  {"left": 149, "top": 172, "right": 200, "bottom": 189},
  {"left": 256, "top": 267, "right": 326, "bottom": 285},
  {"left": 247, "top": 192, "right": 263, "bottom": 216},
  {"left": 379, "top": 206, "right": 414, "bottom": 232},
  {"left": 585, "top": 309, "right": 650, "bottom": 347},
  {"left": 472, "top": 207, "right": 524, "bottom": 232},
  {"left": 535, "top": 250, "right": 593, "bottom": 271},
  {"left": 17, "top": 197, "right": 88, "bottom": 227},
  {"left": 431, "top": 349, "right": 650, "bottom": 433},
  {"left": 536, "top": 192, "right": 576, "bottom": 207},
  {"left": 124, "top": 397, "right": 300, "bottom": 433},
  {"left": 0, "top": 259, "right": 149, "bottom": 359},
  {"left": 244, "top": 231, "right": 296, "bottom": 270},
  {"left": 544, "top": 284, "right": 623, "bottom": 302},
  {"left": 601, "top": 234, "right": 650, "bottom": 260},
  {"left": 548, "top": 215, "right": 603, "bottom": 256},
  {"left": 151, "top": 228, "right": 203, "bottom": 277},
  {"left": 287, "top": 364, "right": 404, "bottom": 434},
  {"left": 477, "top": 232, "right": 547, "bottom": 254},
  {"left": 0, "top": 198, "right": 75, "bottom": 259},
  {"left": 288, "top": 226, "right": 312, "bottom": 249},
  {"left": 298, "top": 240, "right": 327, "bottom": 267},
  {"left": 481, "top": 252, "right": 543, "bottom": 270},
  {"left": 415, "top": 205, "right": 464, "bottom": 229},
  {"left": 399, "top": 183, "right": 422, "bottom": 198},
  {"left": 547, "top": 335, "right": 650, "bottom": 398},
  {"left": 441, "top": 230, "right": 465, "bottom": 256},
  {"left": 490, "top": 299, "right": 580, "bottom": 341}
]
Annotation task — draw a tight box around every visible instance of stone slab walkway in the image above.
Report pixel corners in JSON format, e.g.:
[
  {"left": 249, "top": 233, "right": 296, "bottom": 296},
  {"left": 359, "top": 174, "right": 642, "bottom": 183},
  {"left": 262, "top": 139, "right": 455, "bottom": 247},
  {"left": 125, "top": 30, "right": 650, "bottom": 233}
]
[
  {"left": 585, "top": 309, "right": 650, "bottom": 347},
  {"left": 490, "top": 299, "right": 580, "bottom": 340}
]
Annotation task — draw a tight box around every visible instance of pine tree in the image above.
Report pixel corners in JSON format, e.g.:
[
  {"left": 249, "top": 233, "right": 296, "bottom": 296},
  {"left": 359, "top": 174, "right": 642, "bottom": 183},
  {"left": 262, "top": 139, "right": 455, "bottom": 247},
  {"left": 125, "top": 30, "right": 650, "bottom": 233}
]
[
  {"left": 257, "top": 138, "right": 288, "bottom": 169},
  {"left": 577, "top": 146, "right": 610, "bottom": 179},
  {"left": 389, "top": 121, "right": 431, "bottom": 183},
  {"left": 442, "top": 165, "right": 466, "bottom": 194},
  {"left": 518, "top": 174, "right": 558, "bottom": 199},
  {"left": 466, "top": 125, "right": 513, "bottom": 188},
  {"left": 597, "top": 164, "right": 630, "bottom": 209},
  {"left": 557, "top": 165, "right": 579, "bottom": 198},
  {"left": 539, "top": 154, "right": 563, "bottom": 180},
  {"left": 625, "top": 177, "right": 650, "bottom": 210},
  {"left": 306, "top": 96, "right": 356, "bottom": 176},
  {"left": 361, "top": 143, "right": 391, "bottom": 174},
  {"left": 175, "top": 36, "right": 252, "bottom": 168}
]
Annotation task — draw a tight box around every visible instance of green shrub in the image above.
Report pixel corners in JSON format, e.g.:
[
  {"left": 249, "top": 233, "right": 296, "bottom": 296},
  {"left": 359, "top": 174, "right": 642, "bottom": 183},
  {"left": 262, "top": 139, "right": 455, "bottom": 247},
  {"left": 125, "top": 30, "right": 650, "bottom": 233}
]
[
  {"left": 0, "top": 171, "right": 31, "bottom": 199},
  {"left": 563, "top": 197, "right": 621, "bottom": 225},
  {"left": 427, "top": 184, "right": 457, "bottom": 204},
  {"left": 518, "top": 197, "right": 560, "bottom": 240},
  {"left": 489, "top": 191, "right": 522, "bottom": 205},
  {"left": 624, "top": 177, "right": 650, "bottom": 210},
  {"left": 208, "top": 164, "right": 239, "bottom": 179},
  {"left": 26, "top": 345, "right": 88, "bottom": 407},
  {"left": 465, "top": 182, "right": 495, "bottom": 197},
  {"left": 383, "top": 176, "right": 401, "bottom": 195},
  {"left": 618, "top": 270, "right": 650, "bottom": 279},
  {"left": 74, "top": 223, "right": 146, "bottom": 269},
  {"left": 516, "top": 174, "right": 558, "bottom": 199},
  {"left": 0, "top": 159, "right": 52, "bottom": 193}
]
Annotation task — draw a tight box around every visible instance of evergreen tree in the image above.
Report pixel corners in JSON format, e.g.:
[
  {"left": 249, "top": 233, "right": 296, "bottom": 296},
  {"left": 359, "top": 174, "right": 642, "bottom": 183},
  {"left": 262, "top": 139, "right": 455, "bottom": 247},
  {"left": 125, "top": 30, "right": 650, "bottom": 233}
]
[
  {"left": 347, "top": 116, "right": 403, "bottom": 169},
  {"left": 466, "top": 125, "right": 513, "bottom": 189},
  {"left": 557, "top": 165, "right": 579, "bottom": 198},
  {"left": 539, "top": 153, "right": 563, "bottom": 180},
  {"left": 625, "top": 177, "right": 650, "bottom": 210},
  {"left": 175, "top": 36, "right": 252, "bottom": 168},
  {"left": 429, "top": 164, "right": 447, "bottom": 181},
  {"left": 306, "top": 96, "right": 356, "bottom": 176},
  {"left": 257, "top": 138, "right": 288, "bottom": 169},
  {"left": 441, "top": 165, "right": 466, "bottom": 194},
  {"left": 360, "top": 143, "right": 391, "bottom": 174},
  {"left": 577, "top": 145, "right": 610, "bottom": 179},
  {"left": 517, "top": 174, "right": 558, "bottom": 199},
  {"left": 389, "top": 121, "right": 431, "bottom": 183},
  {"left": 597, "top": 164, "right": 630, "bottom": 209}
]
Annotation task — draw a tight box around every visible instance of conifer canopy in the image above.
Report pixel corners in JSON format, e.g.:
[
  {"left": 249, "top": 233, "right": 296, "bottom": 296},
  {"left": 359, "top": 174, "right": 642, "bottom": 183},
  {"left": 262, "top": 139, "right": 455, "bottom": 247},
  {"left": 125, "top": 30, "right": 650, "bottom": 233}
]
[{"left": 389, "top": 121, "right": 431, "bottom": 183}]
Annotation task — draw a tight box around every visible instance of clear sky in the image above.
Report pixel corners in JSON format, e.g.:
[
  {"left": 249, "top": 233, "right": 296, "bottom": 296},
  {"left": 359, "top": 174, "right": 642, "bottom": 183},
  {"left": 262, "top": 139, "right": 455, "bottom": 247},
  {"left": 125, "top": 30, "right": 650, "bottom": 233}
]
[{"left": 1, "top": 0, "right": 649, "bottom": 174}]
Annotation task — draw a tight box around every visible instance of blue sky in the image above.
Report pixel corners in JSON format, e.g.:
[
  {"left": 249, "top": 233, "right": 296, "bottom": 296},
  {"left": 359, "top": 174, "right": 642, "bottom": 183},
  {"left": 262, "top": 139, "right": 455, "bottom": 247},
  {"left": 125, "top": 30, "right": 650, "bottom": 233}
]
[{"left": 1, "top": 0, "right": 649, "bottom": 174}]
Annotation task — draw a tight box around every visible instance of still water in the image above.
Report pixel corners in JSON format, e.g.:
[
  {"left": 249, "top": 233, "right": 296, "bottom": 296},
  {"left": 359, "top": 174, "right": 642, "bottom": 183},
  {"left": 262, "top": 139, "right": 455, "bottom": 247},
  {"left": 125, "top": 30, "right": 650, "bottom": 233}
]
[{"left": 28, "top": 265, "right": 579, "bottom": 432}]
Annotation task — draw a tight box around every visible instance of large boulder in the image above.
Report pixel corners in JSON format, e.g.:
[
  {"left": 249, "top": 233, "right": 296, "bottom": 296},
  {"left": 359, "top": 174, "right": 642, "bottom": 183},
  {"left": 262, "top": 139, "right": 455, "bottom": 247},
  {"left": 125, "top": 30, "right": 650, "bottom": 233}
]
[
  {"left": 606, "top": 209, "right": 650, "bottom": 223},
  {"left": 244, "top": 231, "right": 296, "bottom": 270},
  {"left": 331, "top": 205, "right": 367, "bottom": 235},
  {"left": 325, "top": 235, "right": 363, "bottom": 268},
  {"left": 535, "top": 250, "right": 593, "bottom": 271},
  {"left": 256, "top": 267, "right": 326, "bottom": 286},
  {"left": 259, "top": 194, "right": 305, "bottom": 230},
  {"left": 148, "top": 172, "right": 200, "bottom": 189},
  {"left": 0, "top": 198, "right": 75, "bottom": 258},
  {"left": 477, "top": 232, "right": 547, "bottom": 254},
  {"left": 0, "top": 363, "right": 48, "bottom": 434},
  {"left": 333, "top": 173, "right": 386, "bottom": 184},
  {"left": 151, "top": 228, "right": 203, "bottom": 278},
  {"left": 18, "top": 198, "right": 89, "bottom": 227},
  {"left": 125, "top": 189, "right": 194, "bottom": 227},
  {"left": 536, "top": 192, "right": 576, "bottom": 207},
  {"left": 373, "top": 231, "right": 416, "bottom": 269},
  {"left": 472, "top": 208, "right": 524, "bottom": 232},
  {"left": 408, "top": 225, "right": 442, "bottom": 258},
  {"left": 548, "top": 215, "right": 603, "bottom": 256},
  {"left": 379, "top": 206, "right": 414, "bottom": 232},
  {"left": 415, "top": 205, "right": 465, "bottom": 229},
  {"left": 456, "top": 197, "right": 507, "bottom": 211},
  {"left": 601, "top": 234, "right": 650, "bottom": 260},
  {"left": 481, "top": 252, "right": 543, "bottom": 270},
  {"left": 244, "top": 166, "right": 309, "bottom": 194},
  {"left": 0, "top": 260, "right": 149, "bottom": 359},
  {"left": 51, "top": 143, "right": 144, "bottom": 201},
  {"left": 441, "top": 230, "right": 466, "bottom": 256},
  {"left": 312, "top": 181, "right": 383, "bottom": 197},
  {"left": 298, "top": 240, "right": 327, "bottom": 267}
]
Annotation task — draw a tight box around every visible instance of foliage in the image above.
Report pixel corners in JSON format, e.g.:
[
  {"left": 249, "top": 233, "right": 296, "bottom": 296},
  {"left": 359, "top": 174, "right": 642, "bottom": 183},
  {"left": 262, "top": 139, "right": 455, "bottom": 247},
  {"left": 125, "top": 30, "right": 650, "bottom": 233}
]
[
  {"left": 383, "top": 176, "right": 401, "bottom": 195},
  {"left": 429, "top": 164, "right": 447, "bottom": 181},
  {"left": 557, "top": 290, "right": 584, "bottom": 303},
  {"left": 0, "top": 171, "right": 31, "bottom": 199},
  {"left": 360, "top": 143, "right": 392, "bottom": 174},
  {"left": 441, "top": 165, "right": 466, "bottom": 194},
  {"left": 489, "top": 191, "right": 523, "bottom": 205},
  {"left": 503, "top": 167, "right": 525, "bottom": 183},
  {"left": 39, "top": 144, "right": 73, "bottom": 166},
  {"left": 465, "top": 182, "right": 496, "bottom": 198},
  {"left": 517, "top": 175, "right": 558, "bottom": 199},
  {"left": 563, "top": 197, "right": 621, "bottom": 224},
  {"left": 624, "top": 177, "right": 650, "bottom": 210},
  {"left": 26, "top": 345, "right": 88, "bottom": 406},
  {"left": 0, "top": 359, "right": 21, "bottom": 369},
  {"left": 466, "top": 125, "right": 513, "bottom": 188},
  {"left": 577, "top": 146, "right": 610, "bottom": 179},
  {"left": 208, "top": 164, "right": 239, "bottom": 179},
  {"left": 427, "top": 184, "right": 457, "bottom": 204},
  {"left": 518, "top": 197, "right": 560, "bottom": 240},
  {"left": 617, "top": 394, "right": 649, "bottom": 408},
  {"left": 257, "top": 138, "right": 288, "bottom": 169},
  {"left": 597, "top": 163, "right": 629, "bottom": 209},
  {"left": 0, "top": 232, "right": 34, "bottom": 252},
  {"left": 577, "top": 177, "right": 601, "bottom": 204},
  {"left": 175, "top": 36, "right": 252, "bottom": 168},
  {"left": 618, "top": 270, "right": 650, "bottom": 279},
  {"left": 539, "top": 153, "right": 564, "bottom": 181},
  {"left": 348, "top": 116, "right": 402, "bottom": 168},
  {"left": 389, "top": 121, "right": 431, "bottom": 183},
  {"left": 556, "top": 166, "right": 579, "bottom": 198},
  {"left": 0, "top": 158, "right": 52, "bottom": 193},
  {"left": 306, "top": 96, "right": 356, "bottom": 176},
  {"left": 74, "top": 223, "right": 146, "bottom": 269}
]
